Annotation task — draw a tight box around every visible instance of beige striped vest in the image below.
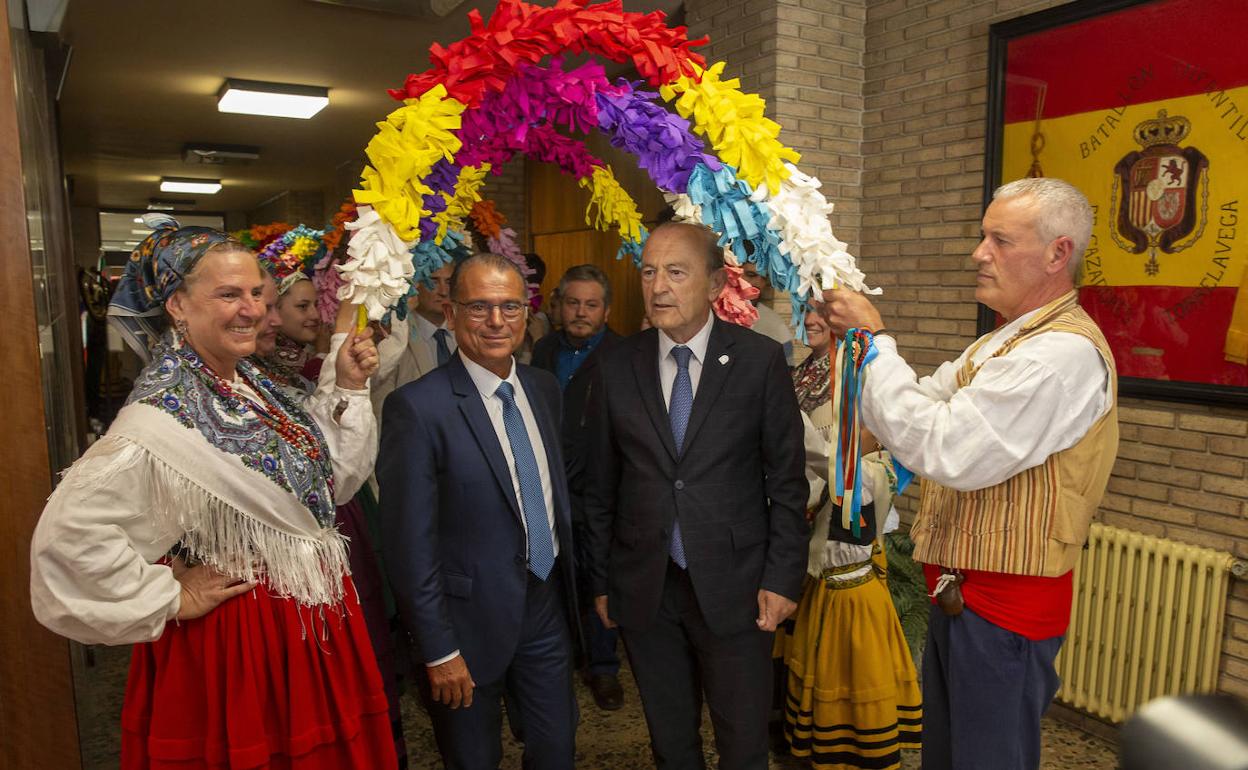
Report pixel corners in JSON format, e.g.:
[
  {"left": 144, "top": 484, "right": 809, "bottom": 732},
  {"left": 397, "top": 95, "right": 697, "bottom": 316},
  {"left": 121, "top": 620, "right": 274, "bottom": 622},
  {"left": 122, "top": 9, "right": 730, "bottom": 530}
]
[{"left": 911, "top": 292, "right": 1120, "bottom": 577}]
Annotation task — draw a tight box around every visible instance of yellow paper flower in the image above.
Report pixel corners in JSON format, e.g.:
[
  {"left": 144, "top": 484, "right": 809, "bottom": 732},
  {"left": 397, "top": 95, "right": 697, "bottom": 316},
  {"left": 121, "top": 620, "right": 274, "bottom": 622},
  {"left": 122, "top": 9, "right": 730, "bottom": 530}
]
[
  {"left": 580, "top": 165, "right": 645, "bottom": 244},
  {"left": 353, "top": 85, "right": 467, "bottom": 241},
  {"left": 432, "top": 164, "right": 492, "bottom": 244},
  {"left": 659, "top": 61, "right": 799, "bottom": 194}
]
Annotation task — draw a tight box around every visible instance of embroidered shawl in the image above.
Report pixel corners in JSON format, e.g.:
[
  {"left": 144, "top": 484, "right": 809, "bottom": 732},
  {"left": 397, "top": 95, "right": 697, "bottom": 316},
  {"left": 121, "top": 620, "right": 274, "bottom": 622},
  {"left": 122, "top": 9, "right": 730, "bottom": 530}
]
[{"left": 100, "top": 342, "right": 349, "bottom": 606}]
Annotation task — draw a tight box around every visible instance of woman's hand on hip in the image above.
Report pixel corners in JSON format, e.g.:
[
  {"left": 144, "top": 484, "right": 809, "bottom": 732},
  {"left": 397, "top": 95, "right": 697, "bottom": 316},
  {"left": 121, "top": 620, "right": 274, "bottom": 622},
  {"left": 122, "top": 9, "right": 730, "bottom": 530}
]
[{"left": 171, "top": 556, "right": 257, "bottom": 620}]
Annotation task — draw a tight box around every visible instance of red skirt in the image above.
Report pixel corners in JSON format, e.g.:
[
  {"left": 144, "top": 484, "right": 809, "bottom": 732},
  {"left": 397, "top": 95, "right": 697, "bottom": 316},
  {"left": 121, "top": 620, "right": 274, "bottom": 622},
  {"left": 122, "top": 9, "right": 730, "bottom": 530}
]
[{"left": 121, "top": 577, "right": 397, "bottom": 770}]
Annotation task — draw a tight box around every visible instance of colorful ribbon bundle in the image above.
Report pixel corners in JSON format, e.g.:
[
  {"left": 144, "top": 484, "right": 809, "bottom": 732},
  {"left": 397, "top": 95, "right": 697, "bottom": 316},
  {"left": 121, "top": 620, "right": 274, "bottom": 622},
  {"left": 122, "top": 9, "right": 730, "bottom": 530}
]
[
  {"left": 832, "top": 329, "right": 878, "bottom": 538},
  {"left": 338, "top": 0, "right": 875, "bottom": 324}
]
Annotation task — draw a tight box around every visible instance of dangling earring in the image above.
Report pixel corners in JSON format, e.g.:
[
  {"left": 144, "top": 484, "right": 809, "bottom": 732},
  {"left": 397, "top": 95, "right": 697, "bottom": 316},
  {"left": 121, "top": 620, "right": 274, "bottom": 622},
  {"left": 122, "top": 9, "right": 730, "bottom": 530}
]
[{"left": 174, "top": 318, "right": 189, "bottom": 342}]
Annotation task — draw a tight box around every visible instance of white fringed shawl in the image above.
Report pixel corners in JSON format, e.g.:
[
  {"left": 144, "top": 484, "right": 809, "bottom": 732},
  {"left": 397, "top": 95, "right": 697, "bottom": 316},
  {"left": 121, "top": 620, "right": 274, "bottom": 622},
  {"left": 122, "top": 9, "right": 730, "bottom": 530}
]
[{"left": 77, "top": 402, "right": 351, "bottom": 607}]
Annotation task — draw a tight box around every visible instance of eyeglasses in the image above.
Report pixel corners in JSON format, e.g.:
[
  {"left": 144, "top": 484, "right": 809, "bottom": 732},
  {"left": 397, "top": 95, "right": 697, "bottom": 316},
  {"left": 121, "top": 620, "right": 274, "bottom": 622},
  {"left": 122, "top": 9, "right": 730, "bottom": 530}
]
[{"left": 454, "top": 300, "right": 527, "bottom": 321}]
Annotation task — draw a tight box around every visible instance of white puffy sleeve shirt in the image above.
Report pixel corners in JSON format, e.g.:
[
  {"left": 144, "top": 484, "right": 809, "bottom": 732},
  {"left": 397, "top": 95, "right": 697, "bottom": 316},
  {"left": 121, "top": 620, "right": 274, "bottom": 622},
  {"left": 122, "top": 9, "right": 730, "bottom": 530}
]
[
  {"left": 304, "top": 336, "right": 379, "bottom": 500},
  {"left": 861, "top": 307, "right": 1112, "bottom": 493},
  {"left": 31, "top": 437, "right": 185, "bottom": 645}
]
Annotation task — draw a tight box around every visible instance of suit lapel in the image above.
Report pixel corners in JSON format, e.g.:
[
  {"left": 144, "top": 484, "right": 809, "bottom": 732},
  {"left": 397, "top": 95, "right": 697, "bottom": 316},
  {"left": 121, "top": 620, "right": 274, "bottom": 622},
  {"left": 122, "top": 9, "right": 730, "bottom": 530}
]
[
  {"left": 682, "top": 319, "right": 736, "bottom": 453},
  {"left": 632, "top": 331, "right": 679, "bottom": 461},
  {"left": 449, "top": 357, "right": 522, "bottom": 520}
]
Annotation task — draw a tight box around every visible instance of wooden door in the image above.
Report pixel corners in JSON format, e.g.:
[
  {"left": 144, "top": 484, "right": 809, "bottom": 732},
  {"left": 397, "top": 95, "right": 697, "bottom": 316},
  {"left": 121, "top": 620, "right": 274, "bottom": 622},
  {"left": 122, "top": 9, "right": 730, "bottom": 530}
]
[{"left": 529, "top": 133, "right": 669, "bottom": 337}]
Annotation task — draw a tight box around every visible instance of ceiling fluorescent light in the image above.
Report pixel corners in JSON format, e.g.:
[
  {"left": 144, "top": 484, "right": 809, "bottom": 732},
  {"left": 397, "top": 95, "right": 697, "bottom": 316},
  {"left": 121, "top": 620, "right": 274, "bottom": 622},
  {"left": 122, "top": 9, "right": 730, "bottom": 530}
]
[
  {"left": 132, "top": 217, "right": 143, "bottom": 223},
  {"left": 130, "top": 229, "right": 150, "bottom": 235},
  {"left": 218, "top": 78, "right": 329, "bottom": 119},
  {"left": 160, "top": 177, "right": 221, "bottom": 195}
]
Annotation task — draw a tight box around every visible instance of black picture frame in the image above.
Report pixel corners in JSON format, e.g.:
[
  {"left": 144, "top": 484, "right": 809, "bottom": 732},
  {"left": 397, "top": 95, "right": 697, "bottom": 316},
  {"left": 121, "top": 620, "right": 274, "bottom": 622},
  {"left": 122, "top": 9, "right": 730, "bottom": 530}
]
[{"left": 981, "top": 0, "right": 1248, "bottom": 407}]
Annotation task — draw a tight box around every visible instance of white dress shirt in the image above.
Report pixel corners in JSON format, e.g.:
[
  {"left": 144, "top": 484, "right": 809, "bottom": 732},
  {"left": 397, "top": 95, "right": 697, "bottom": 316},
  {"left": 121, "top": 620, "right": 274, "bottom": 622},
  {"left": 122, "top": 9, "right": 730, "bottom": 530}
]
[
  {"left": 862, "top": 303, "right": 1112, "bottom": 493},
  {"left": 658, "top": 310, "right": 716, "bottom": 407},
  {"left": 412, "top": 313, "right": 457, "bottom": 362}
]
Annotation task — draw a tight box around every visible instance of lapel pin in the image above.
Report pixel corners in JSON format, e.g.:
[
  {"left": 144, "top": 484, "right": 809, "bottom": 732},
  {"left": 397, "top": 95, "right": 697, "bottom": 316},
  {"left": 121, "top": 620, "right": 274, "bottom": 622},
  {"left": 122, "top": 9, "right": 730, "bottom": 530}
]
[{"left": 718, "top": 354, "right": 729, "bottom": 365}]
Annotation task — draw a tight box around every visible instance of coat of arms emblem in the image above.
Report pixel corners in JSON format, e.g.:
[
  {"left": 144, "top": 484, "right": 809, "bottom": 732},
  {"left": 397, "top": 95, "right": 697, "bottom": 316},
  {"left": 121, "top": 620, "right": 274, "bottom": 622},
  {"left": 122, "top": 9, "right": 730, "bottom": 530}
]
[{"left": 1110, "top": 109, "right": 1209, "bottom": 275}]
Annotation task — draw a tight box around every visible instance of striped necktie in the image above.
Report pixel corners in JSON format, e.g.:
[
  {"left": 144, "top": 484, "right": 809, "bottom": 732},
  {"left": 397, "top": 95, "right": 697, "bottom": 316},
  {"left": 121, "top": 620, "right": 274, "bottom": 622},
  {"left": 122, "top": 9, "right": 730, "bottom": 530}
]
[
  {"left": 668, "top": 345, "right": 693, "bottom": 568},
  {"left": 495, "top": 381, "right": 555, "bottom": 580}
]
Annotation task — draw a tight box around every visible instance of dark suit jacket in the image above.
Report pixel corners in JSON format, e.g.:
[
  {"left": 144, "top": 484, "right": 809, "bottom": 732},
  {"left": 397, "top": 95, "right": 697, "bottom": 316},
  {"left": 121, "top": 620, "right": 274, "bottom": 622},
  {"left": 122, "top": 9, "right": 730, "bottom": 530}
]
[
  {"left": 377, "top": 355, "right": 578, "bottom": 684},
  {"left": 583, "top": 318, "right": 808, "bottom": 637},
  {"left": 530, "top": 328, "right": 624, "bottom": 514}
]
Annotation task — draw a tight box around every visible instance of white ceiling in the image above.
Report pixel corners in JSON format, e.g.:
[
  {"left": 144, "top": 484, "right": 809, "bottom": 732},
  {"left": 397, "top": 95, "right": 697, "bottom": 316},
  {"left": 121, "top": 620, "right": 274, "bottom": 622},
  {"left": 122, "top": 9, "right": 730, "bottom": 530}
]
[{"left": 57, "top": 0, "right": 684, "bottom": 216}]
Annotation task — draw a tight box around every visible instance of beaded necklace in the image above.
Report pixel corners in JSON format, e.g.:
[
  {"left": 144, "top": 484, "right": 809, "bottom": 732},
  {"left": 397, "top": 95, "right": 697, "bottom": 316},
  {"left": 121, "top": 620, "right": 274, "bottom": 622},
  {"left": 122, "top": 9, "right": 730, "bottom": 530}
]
[{"left": 174, "top": 344, "right": 323, "bottom": 461}]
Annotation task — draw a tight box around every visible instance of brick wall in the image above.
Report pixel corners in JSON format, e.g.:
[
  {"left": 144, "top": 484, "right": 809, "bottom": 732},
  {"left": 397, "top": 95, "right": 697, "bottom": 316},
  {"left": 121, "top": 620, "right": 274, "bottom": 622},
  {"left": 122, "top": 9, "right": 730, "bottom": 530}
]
[
  {"left": 686, "top": 0, "right": 865, "bottom": 333},
  {"left": 482, "top": 157, "right": 528, "bottom": 250},
  {"left": 860, "top": 0, "right": 1248, "bottom": 696}
]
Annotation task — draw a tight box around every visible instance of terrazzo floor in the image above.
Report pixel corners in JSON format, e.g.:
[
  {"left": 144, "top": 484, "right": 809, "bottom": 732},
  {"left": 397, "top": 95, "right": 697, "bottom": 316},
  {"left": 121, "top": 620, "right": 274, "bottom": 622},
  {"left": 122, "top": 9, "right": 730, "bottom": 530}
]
[
  {"left": 73, "top": 534, "right": 1118, "bottom": 769},
  {"left": 397, "top": 658, "right": 1119, "bottom": 769},
  {"left": 76, "top": 643, "right": 1119, "bottom": 769}
]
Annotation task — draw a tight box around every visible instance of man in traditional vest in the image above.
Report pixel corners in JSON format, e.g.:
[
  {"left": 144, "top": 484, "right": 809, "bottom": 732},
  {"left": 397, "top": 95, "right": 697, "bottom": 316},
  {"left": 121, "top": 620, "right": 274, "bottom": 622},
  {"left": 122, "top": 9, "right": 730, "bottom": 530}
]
[{"left": 820, "top": 177, "right": 1119, "bottom": 770}]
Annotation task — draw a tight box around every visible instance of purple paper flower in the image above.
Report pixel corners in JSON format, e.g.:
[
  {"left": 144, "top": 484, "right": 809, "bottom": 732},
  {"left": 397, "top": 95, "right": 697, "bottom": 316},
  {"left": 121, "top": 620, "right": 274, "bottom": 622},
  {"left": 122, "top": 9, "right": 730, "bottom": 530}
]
[{"left": 596, "top": 81, "right": 719, "bottom": 193}]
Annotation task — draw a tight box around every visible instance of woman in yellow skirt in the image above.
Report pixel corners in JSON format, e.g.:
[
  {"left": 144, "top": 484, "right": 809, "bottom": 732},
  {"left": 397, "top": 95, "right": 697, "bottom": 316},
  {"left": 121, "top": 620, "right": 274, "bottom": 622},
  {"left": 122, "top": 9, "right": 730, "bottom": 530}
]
[{"left": 781, "top": 308, "right": 922, "bottom": 770}]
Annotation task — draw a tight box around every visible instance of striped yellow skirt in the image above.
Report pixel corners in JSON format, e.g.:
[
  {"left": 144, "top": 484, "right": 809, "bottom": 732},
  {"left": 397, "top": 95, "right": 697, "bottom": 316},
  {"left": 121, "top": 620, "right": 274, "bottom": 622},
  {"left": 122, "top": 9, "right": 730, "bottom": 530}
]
[{"left": 779, "top": 559, "right": 922, "bottom": 770}]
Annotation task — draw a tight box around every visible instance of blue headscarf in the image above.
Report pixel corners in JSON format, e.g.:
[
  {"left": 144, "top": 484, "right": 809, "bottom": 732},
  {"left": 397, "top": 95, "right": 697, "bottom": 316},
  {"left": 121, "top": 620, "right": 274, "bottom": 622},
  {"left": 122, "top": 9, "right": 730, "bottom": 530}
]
[{"left": 107, "top": 215, "right": 235, "bottom": 360}]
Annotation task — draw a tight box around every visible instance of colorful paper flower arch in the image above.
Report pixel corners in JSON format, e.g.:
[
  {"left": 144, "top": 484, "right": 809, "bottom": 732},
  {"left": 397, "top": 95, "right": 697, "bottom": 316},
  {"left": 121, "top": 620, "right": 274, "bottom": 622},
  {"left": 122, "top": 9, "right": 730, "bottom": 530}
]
[{"left": 338, "top": 0, "right": 877, "bottom": 328}]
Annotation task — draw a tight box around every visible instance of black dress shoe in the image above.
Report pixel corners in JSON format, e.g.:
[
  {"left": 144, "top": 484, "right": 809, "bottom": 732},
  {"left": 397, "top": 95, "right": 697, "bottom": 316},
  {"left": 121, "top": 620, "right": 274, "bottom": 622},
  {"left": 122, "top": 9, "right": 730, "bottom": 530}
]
[{"left": 585, "top": 673, "right": 625, "bottom": 711}]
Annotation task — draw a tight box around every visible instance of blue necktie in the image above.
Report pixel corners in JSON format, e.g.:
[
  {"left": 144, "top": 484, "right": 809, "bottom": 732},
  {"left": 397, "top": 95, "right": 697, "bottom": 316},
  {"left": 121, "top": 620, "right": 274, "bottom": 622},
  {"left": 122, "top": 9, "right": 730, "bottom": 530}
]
[
  {"left": 434, "top": 328, "right": 452, "bottom": 366},
  {"left": 668, "top": 345, "right": 693, "bottom": 569},
  {"left": 495, "top": 381, "right": 555, "bottom": 580}
]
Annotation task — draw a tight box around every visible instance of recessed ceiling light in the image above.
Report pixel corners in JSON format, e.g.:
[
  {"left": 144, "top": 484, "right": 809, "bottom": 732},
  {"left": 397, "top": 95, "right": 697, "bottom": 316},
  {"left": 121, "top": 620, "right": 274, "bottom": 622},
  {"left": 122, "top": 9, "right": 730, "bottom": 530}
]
[
  {"left": 132, "top": 217, "right": 143, "bottom": 224},
  {"left": 160, "top": 177, "right": 221, "bottom": 195},
  {"left": 217, "top": 78, "right": 329, "bottom": 119}
]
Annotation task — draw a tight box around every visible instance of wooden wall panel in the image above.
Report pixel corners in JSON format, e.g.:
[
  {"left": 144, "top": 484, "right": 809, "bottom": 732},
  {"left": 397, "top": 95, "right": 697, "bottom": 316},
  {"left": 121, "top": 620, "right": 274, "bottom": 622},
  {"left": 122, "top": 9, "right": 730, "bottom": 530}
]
[
  {"left": 532, "top": 230, "right": 647, "bottom": 336},
  {"left": 529, "top": 132, "right": 669, "bottom": 338},
  {"left": 0, "top": 14, "right": 81, "bottom": 770}
]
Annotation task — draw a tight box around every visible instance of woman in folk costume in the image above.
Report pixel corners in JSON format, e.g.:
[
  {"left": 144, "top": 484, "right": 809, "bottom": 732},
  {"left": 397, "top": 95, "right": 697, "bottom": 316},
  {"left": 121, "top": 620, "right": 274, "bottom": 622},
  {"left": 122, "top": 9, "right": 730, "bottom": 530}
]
[
  {"left": 264, "top": 235, "right": 332, "bottom": 382},
  {"left": 253, "top": 271, "right": 317, "bottom": 397},
  {"left": 781, "top": 307, "right": 922, "bottom": 770},
  {"left": 30, "top": 218, "right": 397, "bottom": 769}
]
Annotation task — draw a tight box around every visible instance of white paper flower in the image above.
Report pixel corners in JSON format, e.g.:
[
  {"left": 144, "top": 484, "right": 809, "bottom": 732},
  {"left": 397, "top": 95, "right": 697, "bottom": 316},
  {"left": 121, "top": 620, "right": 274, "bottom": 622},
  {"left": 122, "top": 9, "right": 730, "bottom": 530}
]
[
  {"left": 752, "top": 163, "right": 880, "bottom": 298},
  {"left": 336, "top": 205, "right": 416, "bottom": 320},
  {"left": 663, "top": 192, "right": 703, "bottom": 224}
]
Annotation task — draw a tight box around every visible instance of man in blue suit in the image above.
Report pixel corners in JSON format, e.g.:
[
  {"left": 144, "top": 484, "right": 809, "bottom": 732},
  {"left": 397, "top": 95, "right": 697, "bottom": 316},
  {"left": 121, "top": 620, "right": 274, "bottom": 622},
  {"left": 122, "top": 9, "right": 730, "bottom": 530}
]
[{"left": 378, "top": 253, "right": 579, "bottom": 769}]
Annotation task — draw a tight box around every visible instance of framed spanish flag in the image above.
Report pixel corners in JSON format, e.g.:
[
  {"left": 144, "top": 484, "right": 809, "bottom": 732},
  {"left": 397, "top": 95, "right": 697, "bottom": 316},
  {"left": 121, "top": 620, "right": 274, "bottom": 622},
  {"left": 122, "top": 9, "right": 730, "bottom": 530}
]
[{"left": 985, "top": 0, "right": 1248, "bottom": 405}]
